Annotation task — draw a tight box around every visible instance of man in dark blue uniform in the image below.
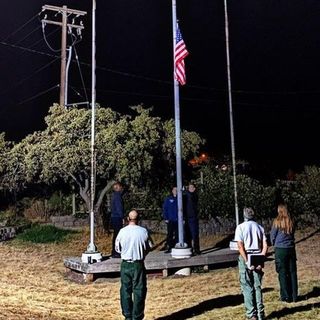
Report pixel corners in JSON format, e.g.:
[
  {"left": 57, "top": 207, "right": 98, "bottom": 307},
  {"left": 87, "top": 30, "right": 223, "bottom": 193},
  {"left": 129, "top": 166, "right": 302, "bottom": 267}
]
[
  {"left": 162, "top": 187, "right": 178, "bottom": 253},
  {"left": 184, "top": 183, "right": 200, "bottom": 255},
  {"left": 111, "top": 181, "right": 125, "bottom": 258}
]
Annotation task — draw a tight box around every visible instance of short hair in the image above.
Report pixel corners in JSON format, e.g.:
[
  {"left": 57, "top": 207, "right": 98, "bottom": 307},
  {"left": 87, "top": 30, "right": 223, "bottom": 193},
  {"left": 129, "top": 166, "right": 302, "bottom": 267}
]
[
  {"left": 128, "top": 210, "right": 139, "bottom": 221},
  {"left": 243, "top": 207, "right": 255, "bottom": 220}
]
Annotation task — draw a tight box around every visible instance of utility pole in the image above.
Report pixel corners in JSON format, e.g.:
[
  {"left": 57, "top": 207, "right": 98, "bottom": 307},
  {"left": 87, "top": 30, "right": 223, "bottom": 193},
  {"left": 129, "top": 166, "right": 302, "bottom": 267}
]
[{"left": 41, "top": 5, "right": 86, "bottom": 107}]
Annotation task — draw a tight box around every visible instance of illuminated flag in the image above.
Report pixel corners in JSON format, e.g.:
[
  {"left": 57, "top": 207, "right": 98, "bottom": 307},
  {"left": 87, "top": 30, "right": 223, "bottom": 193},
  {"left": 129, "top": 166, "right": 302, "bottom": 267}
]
[{"left": 175, "top": 24, "right": 189, "bottom": 86}]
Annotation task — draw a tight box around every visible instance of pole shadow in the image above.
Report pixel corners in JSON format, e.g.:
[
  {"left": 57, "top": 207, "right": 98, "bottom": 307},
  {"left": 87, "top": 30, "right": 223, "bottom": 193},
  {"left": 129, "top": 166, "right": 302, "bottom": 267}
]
[
  {"left": 295, "top": 228, "right": 320, "bottom": 245},
  {"left": 155, "top": 293, "right": 243, "bottom": 320},
  {"left": 266, "top": 302, "right": 320, "bottom": 319},
  {"left": 149, "top": 238, "right": 166, "bottom": 251}
]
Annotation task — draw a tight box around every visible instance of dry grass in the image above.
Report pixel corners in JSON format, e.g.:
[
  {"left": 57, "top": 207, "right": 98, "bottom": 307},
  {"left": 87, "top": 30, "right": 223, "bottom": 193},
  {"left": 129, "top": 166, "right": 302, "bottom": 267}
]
[{"left": 0, "top": 227, "right": 319, "bottom": 320}]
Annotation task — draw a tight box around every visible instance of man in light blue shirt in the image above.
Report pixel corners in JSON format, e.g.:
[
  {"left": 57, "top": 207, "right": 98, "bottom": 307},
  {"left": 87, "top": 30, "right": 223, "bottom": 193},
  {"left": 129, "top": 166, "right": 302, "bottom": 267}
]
[
  {"left": 115, "top": 210, "right": 152, "bottom": 320},
  {"left": 234, "top": 207, "right": 268, "bottom": 320}
]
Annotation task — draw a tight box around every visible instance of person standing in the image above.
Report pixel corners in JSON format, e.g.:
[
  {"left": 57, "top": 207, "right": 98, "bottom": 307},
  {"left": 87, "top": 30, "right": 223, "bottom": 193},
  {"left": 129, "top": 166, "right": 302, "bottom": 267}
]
[
  {"left": 162, "top": 187, "right": 178, "bottom": 253},
  {"left": 115, "top": 210, "right": 151, "bottom": 320},
  {"left": 184, "top": 183, "right": 200, "bottom": 255},
  {"left": 234, "top": 207, "right": 268, "bottom": 320},
  {"left": 270, "top": 204, "right": 298, "bottom": 303},
  {"left": 111, "top": 181, "right": 125, "bottom": 258}
]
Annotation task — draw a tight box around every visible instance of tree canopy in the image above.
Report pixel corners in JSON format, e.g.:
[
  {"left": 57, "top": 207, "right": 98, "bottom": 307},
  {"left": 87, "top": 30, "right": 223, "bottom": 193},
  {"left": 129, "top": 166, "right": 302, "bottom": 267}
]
[
  {"left": 4, "top": 104, "right": 204, "bottom": 212},
  {"left": 0, "top": 133, "right": 12, "bottom": 190}
]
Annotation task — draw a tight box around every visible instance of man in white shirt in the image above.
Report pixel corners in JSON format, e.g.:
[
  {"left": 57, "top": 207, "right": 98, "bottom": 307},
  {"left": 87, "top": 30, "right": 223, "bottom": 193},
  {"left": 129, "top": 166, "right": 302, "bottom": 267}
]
[
  {"left": 234, "top": 207, "right": 268, "bottom": 320},
  {"left": 115, "top": 210, "right": 152, "bottom": 320}
]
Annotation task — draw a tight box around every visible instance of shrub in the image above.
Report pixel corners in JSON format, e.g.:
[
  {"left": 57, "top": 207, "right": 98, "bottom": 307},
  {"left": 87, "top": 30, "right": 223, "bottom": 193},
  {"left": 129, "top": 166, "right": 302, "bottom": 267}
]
[
  {"left": 279, "top": 166, "right": 320, "bottom": 217},
  {"left": 22, "top": 199, "right": 48, "bottom": 222},
  {"left": 0, "top": 206, "right": 17, "bottom": 225},
  {"left": 123, "top": 187, "right": 164, "bottom": 220},
  {"left": 198, "top": 163, "right": 276, "bottom": 219},
  {"left": 47, "top": 192, "right": 72, "bottom": 215},
  {"left": 16, "top": 224, "right": 76, "bottom": 243}
]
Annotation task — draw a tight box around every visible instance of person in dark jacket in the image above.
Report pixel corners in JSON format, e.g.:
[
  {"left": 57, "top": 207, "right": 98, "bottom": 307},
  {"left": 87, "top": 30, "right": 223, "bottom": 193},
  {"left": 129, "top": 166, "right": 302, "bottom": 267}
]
[
  {"left": 111, "top": 181, "right": 125, "bottom": 258},
  {"left": 162, "top": 187, "right": 178, "bottom": 253},
  {"left": 270, "top": 204, "right": 298, "bottom": 303},
  {"left": 184, "top": 183, "right": 200, "bottom": 255}
]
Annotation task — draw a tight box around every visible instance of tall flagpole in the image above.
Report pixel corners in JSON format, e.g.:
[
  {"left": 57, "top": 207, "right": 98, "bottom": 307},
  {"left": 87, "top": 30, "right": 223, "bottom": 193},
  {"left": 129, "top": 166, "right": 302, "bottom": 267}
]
[
  {"left": 224, "top": 0, "right": 239, "bottom": 226},
  {"left": 82, "top": 0, "right": 102, "bottom": 263},
  {"left": 171, "top": 0, "right": 192, "bottom": 259},
  {"left": 171, "top": 0, "right": 184, "bottom": 248}
]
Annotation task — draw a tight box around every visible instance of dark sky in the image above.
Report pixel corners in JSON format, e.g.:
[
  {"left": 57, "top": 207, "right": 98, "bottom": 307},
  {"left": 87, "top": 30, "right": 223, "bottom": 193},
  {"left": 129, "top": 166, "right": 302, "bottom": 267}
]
[{"left": 1, "top": 1, "right": 320, "bottom": 174}]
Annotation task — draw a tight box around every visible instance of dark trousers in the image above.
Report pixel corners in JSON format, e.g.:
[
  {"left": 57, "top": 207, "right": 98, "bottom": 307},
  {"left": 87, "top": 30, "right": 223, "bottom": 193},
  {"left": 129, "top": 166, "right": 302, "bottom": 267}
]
[
  {"left": 166, "top": 221, "right": 178, "bottom": 249},
  {"left": 186, "top": 217, "right": 200, "bottom": 252},
  {"left": 120, "top": 261, "right": 147, "bottom": 320},
  {"left": 111, "top": 217, "right": 123, "bottom": 256},
  {"left": 275, "top": 247, "right": 298, "bottom": 302}
]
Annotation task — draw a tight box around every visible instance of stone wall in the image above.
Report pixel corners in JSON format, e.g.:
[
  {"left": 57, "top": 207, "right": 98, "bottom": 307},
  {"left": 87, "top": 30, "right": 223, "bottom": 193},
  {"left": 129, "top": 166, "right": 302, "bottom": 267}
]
[
  {"left": 48, "top": 213, "right": 320, "bottom": 235},
  {"left": 141, "top": 214, "right": 320, "bottom": 235},
  {"left": 50, "top": 215, "right": 89, "bottom": 229},
  {"left": 140, "top": 217, "right": 237, "bottom": 235},
  {"left": 0, "top": 212, "right": 317, "bottom": 242},
  {"left": 0, "top": 227, "right": 16, "bottom": 241}
]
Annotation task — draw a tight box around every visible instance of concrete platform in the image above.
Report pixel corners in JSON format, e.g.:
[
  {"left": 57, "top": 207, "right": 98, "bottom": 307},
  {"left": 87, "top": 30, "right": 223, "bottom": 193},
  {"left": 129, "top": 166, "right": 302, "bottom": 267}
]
[{"left": 64, "top": 248, "right": 239, "bottom": 282}]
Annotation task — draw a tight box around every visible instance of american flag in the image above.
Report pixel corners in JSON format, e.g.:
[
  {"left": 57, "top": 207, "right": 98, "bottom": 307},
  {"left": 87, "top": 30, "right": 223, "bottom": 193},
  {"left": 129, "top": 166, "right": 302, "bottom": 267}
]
[{"left": 175, "top": 25, "right": 189, "bottom": 86}]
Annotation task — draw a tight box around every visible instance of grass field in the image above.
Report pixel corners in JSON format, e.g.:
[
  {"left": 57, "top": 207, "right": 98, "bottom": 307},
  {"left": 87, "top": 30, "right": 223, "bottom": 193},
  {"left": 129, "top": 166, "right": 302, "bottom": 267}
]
[{"left": 0, "top": 227, "right": 319, "bottom": 320}]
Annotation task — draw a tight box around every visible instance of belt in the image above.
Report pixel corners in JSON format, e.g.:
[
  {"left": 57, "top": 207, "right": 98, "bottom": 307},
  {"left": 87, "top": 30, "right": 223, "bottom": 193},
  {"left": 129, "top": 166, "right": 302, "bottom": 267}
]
[
  {"left": 246, "top": 250, "right": 261, "bottom": 254},
  {"left": 123, "top": 259, "right": 143, "bottom": 263}
]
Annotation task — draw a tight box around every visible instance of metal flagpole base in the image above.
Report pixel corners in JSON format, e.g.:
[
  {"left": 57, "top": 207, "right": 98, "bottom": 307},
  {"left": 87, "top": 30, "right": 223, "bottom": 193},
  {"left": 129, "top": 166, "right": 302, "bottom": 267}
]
[
  {"left": 171, "top": 243, "right": 192, "bottom": 276},
  {"left": 171, "top": 243, "right": 192, "bottom": 259},
  {"left": 81, "top": 251, "right": 102, "bottom": 263}
]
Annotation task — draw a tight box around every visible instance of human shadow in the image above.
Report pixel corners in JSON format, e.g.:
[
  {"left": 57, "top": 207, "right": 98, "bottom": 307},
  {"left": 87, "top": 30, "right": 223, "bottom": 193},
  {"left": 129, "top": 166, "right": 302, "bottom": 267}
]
[
  {"left": 298, "top": 286, "right": 320, "bottom": 301},
  {"left": 266, "top": 302, "right": 320, "bottom": 319},
  {"left": 201, "top": 234, "right": 235, "bottom": 254},
  {"left": 295, "top": 228, "right": 320, "bottom": 245},
  {"left": 155, "top": 293, "right": 243, "bottom": 320},
  {"left": 262, "top": 287, "right": 275, "bottom": 294}
]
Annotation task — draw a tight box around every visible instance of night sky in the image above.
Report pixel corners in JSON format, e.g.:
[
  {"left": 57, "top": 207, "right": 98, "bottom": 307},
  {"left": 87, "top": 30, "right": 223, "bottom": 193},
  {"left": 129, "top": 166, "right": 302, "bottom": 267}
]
[{"left": 1, "top": 1, "right": 320, "bottom": 175}]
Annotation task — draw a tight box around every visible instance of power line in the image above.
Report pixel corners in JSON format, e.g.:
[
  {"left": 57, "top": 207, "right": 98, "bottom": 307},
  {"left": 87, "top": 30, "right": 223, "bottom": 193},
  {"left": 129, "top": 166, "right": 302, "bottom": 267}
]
[
  {"left": 0, "top": 57, "right": 60, "bottom": 97},
  {"left": 13, "top": 25, "right": 42, "bottom": 46},
  {"left": 0, "top": 40, "right": 58, "bottom": 59},
  {"left": 2, "top": 40, "right": 320, "bottom": 97},
  {"left": 24, "top": 27, "right": 60, "bottom": 51},
  {"left": 69, "top": 86, "right": 85, "bottom": 99},
  {"left": 0, "top": 41, "right": 221, "bottom": 93},
  {"left": 41, "top": 23, "right": 61, "bottom": 52},
  {"left": 17, "top": 84, "right": 60, "bottom": 105},
  {"left": 72, "top": 44, "right": 89, "bottom": 103},
  {"left": 1, "top": 12, "right": 41, "bottom": 42},
  {"left": 72, "top": 85, "right": 320, "bottom": 110}
]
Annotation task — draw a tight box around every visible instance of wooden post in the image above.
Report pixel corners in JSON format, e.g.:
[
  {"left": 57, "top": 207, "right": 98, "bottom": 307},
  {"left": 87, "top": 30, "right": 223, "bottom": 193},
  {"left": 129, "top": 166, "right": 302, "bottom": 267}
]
[
  {"left": 83, "top": 273, "right": 94, "bottom": 283},
  {"left": 59, "top": 6, "right": 67, "bottom": 106},
  {"left": 41, "top": 5, "right": 87, "bottom": 107},
  {"left": 162, "top": 269, "right": 168, "bottom": 278}
]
